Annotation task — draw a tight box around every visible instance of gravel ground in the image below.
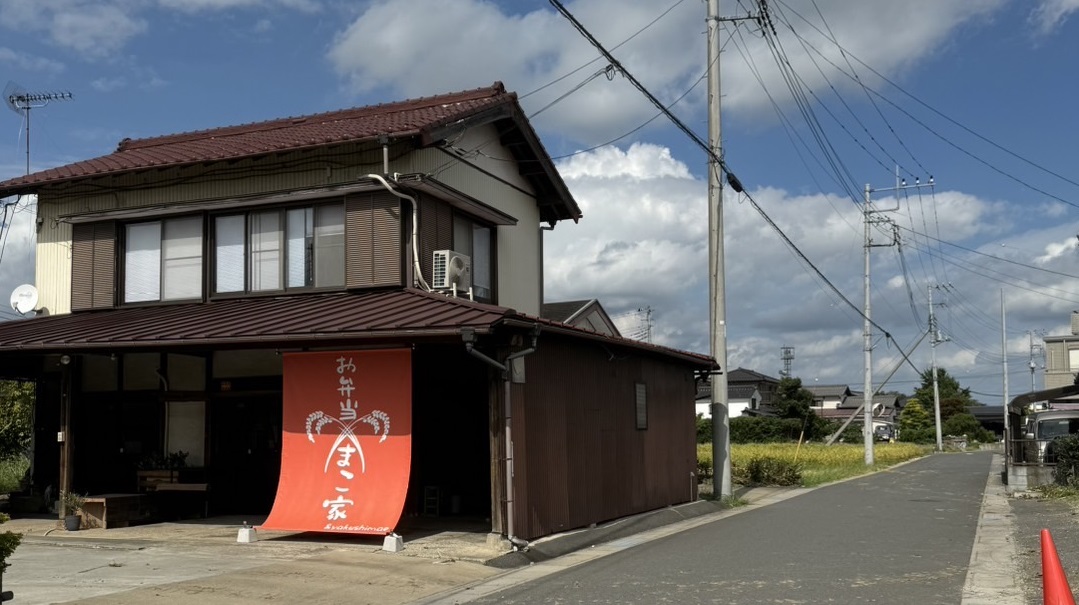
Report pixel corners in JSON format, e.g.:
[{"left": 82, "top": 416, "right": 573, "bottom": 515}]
[{"left": 1009, "top": 493, "right": 1079, "bottom": 604}]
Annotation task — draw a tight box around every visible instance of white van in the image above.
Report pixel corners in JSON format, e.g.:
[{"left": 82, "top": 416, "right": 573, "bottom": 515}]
[{"left": 1022, "top": 410, "right": 1079, "bottom": 463}]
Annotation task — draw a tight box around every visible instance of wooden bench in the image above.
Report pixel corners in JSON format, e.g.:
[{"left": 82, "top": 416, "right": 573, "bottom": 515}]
[{"left": 80, "top": 493, "right": 147, "bottom": 529}]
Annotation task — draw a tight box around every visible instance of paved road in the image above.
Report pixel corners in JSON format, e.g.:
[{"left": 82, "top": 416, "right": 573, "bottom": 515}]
[{"left": 437, "top": 452, "right": 1004, "bottom": 604}]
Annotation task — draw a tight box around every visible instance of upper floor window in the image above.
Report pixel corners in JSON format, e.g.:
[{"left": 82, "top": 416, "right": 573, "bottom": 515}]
[
  {"left": 124, "top": 216, "right": 203, "bottom": 303},
  {"left": 453, "top": 215, "right": 492, "bottom": 301},
  {"left": 214, "top": 204, "right": 344, "bottom": 295}
]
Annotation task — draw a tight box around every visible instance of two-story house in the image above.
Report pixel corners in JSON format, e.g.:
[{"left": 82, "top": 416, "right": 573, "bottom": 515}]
[{"left": 0, "top": 83, "right": 713, "bottom": 543}]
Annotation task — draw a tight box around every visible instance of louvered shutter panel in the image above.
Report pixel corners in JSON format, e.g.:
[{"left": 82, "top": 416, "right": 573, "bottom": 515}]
[
  {"left": 345, "top": 192, "right": 402, "bottom": 288},
  {"left": 71, "top": 221, "right": 116, "bottom": 311}
]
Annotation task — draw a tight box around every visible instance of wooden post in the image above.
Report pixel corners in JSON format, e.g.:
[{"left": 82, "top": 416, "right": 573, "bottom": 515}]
[{"left": 58, "top": 356, "right": 73, "bottom": 517}]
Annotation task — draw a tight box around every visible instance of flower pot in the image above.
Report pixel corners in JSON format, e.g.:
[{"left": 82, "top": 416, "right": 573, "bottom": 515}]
[{"left": 63, "top": 514, "right": 81, "bottom": 531}]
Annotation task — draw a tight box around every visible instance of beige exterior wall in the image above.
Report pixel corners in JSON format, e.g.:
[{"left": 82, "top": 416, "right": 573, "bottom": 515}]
[
  {"left": 1044, "top": 338, "right": 1079, "bottom": 389},
  {"left": 34, "top": 132, "right": 549, "bottom": 316},
  {"left": 402, "top": 124, "right": 543, "bottom": 315}
]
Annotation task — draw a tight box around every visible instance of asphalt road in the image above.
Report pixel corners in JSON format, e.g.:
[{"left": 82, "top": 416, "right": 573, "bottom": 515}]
[{"left": 457, "top": 452, "right": 994, "bottom": 605}]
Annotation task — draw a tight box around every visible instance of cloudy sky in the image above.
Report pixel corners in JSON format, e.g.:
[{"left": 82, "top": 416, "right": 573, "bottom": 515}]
[{"left": 0, "top": 0, "right": 1077, "bottom": 403}]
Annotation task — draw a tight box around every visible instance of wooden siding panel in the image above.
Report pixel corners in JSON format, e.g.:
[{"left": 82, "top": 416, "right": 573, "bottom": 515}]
[
  {"left": 345, "top": 192, "right": 402, "bottom": 289},
  {"left": 515, "top": 338, "right": 697, "bottom": 540}
]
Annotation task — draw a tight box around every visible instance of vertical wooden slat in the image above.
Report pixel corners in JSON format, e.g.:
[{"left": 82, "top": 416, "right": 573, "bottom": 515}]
[
  {"left": 70, "top": 221, "right": 116, "bottom": 311},
  {"left": 70, "top": 224, "right": 95, "bottom": 311},
  {"left": 92, "top": 222, "right": 116, "bottom": 309},
  {"left": 345, "top": 192, "right": 402, "bottom": 289},
  {"left": 417, "top": 196, "right": 452, "bottom": 286}
]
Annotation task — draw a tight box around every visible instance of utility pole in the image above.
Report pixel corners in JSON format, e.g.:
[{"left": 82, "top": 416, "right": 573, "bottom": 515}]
[
  {"left": 863, "top": 171, "right": 934, "bottom": 464},
  {"left": 929, "top": 285, "right": 945, "bottom": 451},
  {"left": 1001, "top": 291, "right": 1010, "bottom": 463},
  {"left": 706, "top": 0, "right": 731, "bottom": 498},
  {"left": 706, "top": 0, "right": 756, "bottom": 497},
  {"left": 1027, "top": 330, "right": 1044, "bottom": 393}
]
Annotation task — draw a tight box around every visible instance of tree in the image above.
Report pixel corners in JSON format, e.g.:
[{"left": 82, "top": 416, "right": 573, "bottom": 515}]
[
  {"left": 941, "top": 412, "right": 995, "bottom": 443},
  {"left": 899, "top": 397, "right": 934, "bottom": 443},
  {"left": 0, "top": 381, "right": 34, "bottom": 460},
  {"left": 771, "top": 377, "right": 827, "bottom": 439},
  {"left": 911, "top": 368, "right": 979, "bottom": 423}
]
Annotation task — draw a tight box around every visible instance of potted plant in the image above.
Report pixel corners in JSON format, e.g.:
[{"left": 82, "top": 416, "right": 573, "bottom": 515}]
[{"left": 60, "top": 491, "right": 85, "bottom": 531}]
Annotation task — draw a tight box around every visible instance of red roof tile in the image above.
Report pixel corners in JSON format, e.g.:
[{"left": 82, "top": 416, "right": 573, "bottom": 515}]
[
  {"left": 0, "top": 288, "right": 713, "bottom": 367},
  {"left": 0, "top": 84, "right": 508, "bottom": 190}
]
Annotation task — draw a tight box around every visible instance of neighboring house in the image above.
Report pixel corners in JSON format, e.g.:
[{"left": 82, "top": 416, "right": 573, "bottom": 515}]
[
  {"left": 1044, "top": 312, "right": 1079, "bottom": 395},
  {"left": 805, "top": 384, "right": 854, "bottom": 410},
  {"left": 0, "top": 83, "right": 713, "bottom": 542},
  {"left": 726, "top": 368, "right": 780, "bottom": 408},
  {"left": 541, "top": 299, "right": 621, "bottom": 337},
  {"left": 695, "top": 382, "right": 760, "bottom": 418}
]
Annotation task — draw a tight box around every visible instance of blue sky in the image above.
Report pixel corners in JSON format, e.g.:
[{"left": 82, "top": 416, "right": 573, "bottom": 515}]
[{"left": 1, "top": 0, "right": 1078, "bottom": 404}]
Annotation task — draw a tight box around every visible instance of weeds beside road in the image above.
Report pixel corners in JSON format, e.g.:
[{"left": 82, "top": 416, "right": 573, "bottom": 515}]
[{"left": 698, "top": 442, "right": 931, "bottom": 488}]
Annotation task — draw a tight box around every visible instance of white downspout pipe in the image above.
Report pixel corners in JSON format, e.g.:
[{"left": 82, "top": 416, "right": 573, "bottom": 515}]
[{"left": 364, "top": 173, "right": 431, "bottom": 291}]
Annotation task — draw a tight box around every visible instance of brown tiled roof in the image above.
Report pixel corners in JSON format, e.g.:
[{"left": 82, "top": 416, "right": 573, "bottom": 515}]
[
  {"left": 0, "top": 82, "right": 581, "bottom": 224},
  {"left": 0, "top": 288, "right": 712, "bottom": 367}
]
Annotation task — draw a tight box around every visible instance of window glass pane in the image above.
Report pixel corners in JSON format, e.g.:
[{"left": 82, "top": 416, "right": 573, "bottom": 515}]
[
  {"left": 162, "top": 217, "right": 203, "bottom": 300},
  {"left": 286, "top": 208, "right": 312, "bottom": 288},
  {"left": 125, "top": 222, "right": 161, "bottom": 302},
  {"left": 472, "top": 225, "right": 491, "bottom": 299},
  {"left": 453, "top": 215, "right": 472, "bottom": 256},
  {"left": 250, "top": 211, "right": 282, "bottom": 291},
  {"left": 1069, "top": 348, "right": 1079, "bottom": 371},
  {"left": 215, "top": 215, "right": 245, "bottom": 293},
  {"left": 314, "top": 205, "right": 345, "bottom": 287}
]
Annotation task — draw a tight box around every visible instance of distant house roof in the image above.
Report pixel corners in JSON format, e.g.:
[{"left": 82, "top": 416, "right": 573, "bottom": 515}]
[
  {"left": 806, "top": 384, "right": 853, "bottom": 399},
  {"left": 541, "top": 299, "right": 621, "bottom": 337},
  {"left": 727, "top": 368, "right": 779, "bottom": 384},
  {"left": 694, "top": 379, "right": 761, "bottom": 401},
  {"left": 0, "top": 82, "right": 581, "bottom": 225},
  {"left": 542, "top": 300, "right": 595, "bottom": 323}
]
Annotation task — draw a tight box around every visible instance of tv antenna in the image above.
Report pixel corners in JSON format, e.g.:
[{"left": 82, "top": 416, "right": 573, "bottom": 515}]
[{"left": 4, "top": 81, "right": 72, "bottom": 175}]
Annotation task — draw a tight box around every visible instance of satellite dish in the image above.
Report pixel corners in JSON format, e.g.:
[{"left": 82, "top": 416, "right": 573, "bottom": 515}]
[{"left": 10, "top": 284, "right": 38, "bottom": 315}]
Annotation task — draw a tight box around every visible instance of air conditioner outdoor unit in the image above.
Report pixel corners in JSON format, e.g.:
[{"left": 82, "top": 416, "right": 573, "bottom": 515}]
[{"left": 432, "top": 250, "right": 472, "bottom": 291}]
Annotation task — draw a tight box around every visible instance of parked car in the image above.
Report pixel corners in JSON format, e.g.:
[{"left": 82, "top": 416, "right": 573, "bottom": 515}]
[{"left": 1022, "top": 410, "right": 1079, "bottom": 463}]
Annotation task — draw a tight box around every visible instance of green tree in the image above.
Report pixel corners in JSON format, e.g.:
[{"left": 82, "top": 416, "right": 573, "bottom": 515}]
[
  {"left": 899, "top": 397, "right": 934, "bottom": 443},
  {"left": 771, "top": 377, "right": 827, "bottom": 440},
  {"left": 0, "top": 380, "right": 34, "bottom": 460},
  {"left": 941, "top": 412, "right": 995, "bottom": 443},
  {"left": 911, "top": 368, "right": 979, "bottom": 422},
  {"left": 696, "top": 414, "right": 712, "bottom": 445}
]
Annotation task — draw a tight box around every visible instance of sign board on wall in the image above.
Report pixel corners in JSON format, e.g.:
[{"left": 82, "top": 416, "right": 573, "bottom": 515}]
[{"left": 261, "top": 349, "right": 412, "bottom": 535}]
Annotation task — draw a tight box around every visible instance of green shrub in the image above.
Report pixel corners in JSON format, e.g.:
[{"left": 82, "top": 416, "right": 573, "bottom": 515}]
[
  {"left": 696, "top": 414, "right": 712, "bottom": 444},
  {"left": 696, "top": 443, "right": 713, "bottom": 479},
  {"left": 741, "top": 457, "right": 803, "bottom": 486},
  {"left": 942, "top": 413, "right": 996, "bottom": 443},
  {"left": 0, "top": 512, "right": 20, "bottom": 573},
  {"left": 1052, "top": 435, "right": 1079, "bottom": 486},
  {"left": 730, "top": 416, "right": 804, "bottom": 443}
]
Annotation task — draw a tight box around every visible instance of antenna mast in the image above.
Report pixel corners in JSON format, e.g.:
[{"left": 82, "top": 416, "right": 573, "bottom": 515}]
[{"left": 4, "top": 83, "right": 72, "bottom": 174}]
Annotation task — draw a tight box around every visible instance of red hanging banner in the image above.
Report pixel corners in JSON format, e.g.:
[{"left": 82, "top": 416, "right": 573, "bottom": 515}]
[{"left": 261, "top": 349, "right": 412, "bottom": 535}]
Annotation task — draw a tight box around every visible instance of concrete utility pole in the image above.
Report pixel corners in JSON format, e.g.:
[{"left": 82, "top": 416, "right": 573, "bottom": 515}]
[
  {"left": 929, "top": 285, "right": 944, "bottom": 451},
  {"left": 863, "top": 172, "right": 934, "bottom": 464},
  {"left": 1001, "top": 290, "right": 1010, "bottom": 462},
  {"left": 1027, "top": 330, "right": 1044, "bottom": 393},
  {"left": 706, "top": 0, "right": 731, "bottom": 498}
]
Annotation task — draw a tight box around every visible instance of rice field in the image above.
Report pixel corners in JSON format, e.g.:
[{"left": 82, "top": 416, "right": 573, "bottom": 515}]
[{"left": 699, "top": 442, "right": 931, "bottom": 488}]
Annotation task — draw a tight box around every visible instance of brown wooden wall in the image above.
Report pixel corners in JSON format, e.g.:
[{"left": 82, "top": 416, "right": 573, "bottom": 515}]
[{"left": 512, "top": 337, "right": 698, "bottom": 539}]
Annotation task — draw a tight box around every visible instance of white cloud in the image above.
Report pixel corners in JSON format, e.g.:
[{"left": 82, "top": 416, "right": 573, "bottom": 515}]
[
  {"left": 91, "top": 76, "right": 127, "bottom": 93},
  {"left": 1030, "top": 0, "right": 1079, "bottom": 34},
  {"left": 157, "top": 0, "right": 320, "bottom": 13},
  {"left": 0, "top": 47, "right": 65, "bottom": 74},
  {"left": 325, "top": 0, "right": 1011, "bottom": 149}
]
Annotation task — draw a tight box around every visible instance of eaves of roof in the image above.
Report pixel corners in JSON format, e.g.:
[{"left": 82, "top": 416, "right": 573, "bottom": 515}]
[
  {"left": 0, "top": 82, "right": 582, "bottom": 225},
  {"left": 0, "top": 288, "right": 713, "bottom": 369}
]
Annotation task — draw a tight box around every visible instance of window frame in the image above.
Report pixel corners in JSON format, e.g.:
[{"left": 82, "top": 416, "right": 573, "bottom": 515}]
[
  {"left": 451, "top": 212, "right": 495, "bottom": 302},
  {"left": 120, "top": 215, "right": 205, "bottom": 305},
  {"left": 210, "top": 201, "right": 346, "bottom": 298}
]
